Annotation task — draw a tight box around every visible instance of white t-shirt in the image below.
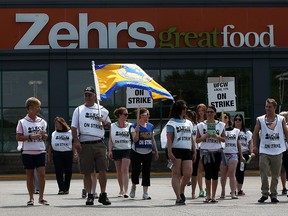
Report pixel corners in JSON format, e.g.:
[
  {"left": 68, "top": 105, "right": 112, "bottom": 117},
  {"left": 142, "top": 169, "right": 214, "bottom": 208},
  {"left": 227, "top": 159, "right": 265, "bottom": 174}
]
[
  {"left": 71, "top": 103, "right": 111, "bottom": 142},
  {"left": 51, "top": 130, "right": 73, "bottom": 152}
]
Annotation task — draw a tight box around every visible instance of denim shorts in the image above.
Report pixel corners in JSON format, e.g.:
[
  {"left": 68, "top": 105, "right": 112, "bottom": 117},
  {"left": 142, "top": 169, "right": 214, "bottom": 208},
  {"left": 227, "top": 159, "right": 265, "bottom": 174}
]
[{"left": 223, "top": 153, "right": 238, "bottom": 164}]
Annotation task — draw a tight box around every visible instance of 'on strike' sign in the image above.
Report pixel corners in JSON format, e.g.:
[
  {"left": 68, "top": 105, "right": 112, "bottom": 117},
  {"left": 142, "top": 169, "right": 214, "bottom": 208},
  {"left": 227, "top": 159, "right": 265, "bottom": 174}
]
[
  {"left": 207, "top": 81, "right": 236, "bottom": 112},
  {"left": 126, "top": 87, "right": 153, "bottom": 108}
]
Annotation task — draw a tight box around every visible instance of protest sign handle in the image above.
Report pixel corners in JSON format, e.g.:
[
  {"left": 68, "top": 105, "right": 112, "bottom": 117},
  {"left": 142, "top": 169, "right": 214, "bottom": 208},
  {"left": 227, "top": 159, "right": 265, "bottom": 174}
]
[{"left": 91, "top": 60, "right": 101, "bottom": 117}]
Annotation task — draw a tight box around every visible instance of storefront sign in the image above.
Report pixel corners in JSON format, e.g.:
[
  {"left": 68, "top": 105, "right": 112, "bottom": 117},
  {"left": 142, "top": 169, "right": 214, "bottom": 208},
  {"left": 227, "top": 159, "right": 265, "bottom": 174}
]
[{"left": 0, "top": 8, "right": 287, "bottom": 49}]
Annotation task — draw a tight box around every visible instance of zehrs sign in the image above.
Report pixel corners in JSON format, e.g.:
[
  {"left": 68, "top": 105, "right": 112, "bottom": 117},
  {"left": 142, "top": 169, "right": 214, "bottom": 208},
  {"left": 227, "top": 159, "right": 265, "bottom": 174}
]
[{"left": 0, "top": 7, "right": 287, "bottom": 50}]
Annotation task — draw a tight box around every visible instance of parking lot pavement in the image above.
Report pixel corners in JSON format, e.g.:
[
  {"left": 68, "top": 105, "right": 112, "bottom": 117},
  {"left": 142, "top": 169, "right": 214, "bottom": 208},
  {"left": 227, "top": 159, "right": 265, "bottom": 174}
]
[{"left": 1, "top": 176, "right": 288, "bottom": 216}]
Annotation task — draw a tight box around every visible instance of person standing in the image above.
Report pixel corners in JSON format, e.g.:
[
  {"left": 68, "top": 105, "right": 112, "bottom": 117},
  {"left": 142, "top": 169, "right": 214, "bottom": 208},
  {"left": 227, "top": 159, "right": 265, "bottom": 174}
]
[
  {"left": 195, "top": 103, "right": 207, "bottom": 197},
  {"left": 48, "top": 117, "right": 74, "bottom": 195},
  {"left": 234, "top": 113, "right": 255, "bottom": 196},
  {"left": 279, "top": 111, "right": 288, "bottom": 195},
  {"left": 196, "top": 105, "right": 226, "bottom": 203},
  {"left": 129, "top": 108, "right": 159, "bottom": 200},
  {"left": 71, "top": 86, "right": 111, "bottom": 206},
  {"left": 16, "top": 97, "right": 49, "bottom": 206},
  {"left": 185, "top": 109, "right": 199, "bottom": 199},
  {"left": 253, "top": 98, "right": 288, "bottom": 203},
  {"left": 220, "top": 112, "right": 245, "bottom": 199},
  {"left": 167, "top": 100, "right": 195, "bottom": 205},
  {"left": 108, "top": 107, "right": 132, "bottom": 198}
]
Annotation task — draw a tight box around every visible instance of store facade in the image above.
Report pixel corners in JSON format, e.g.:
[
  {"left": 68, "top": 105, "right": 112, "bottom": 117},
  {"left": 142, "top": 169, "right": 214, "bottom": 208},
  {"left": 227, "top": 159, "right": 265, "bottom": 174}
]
[{"left": 1, "top": 1, "right": 288, "bottom": 172}]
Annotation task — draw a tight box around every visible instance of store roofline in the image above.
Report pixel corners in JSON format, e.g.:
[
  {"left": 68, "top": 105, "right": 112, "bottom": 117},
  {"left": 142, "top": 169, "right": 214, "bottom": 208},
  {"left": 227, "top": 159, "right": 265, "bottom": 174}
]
[{"left": 0, "top": 0, "right": 288, "bottom": 8}]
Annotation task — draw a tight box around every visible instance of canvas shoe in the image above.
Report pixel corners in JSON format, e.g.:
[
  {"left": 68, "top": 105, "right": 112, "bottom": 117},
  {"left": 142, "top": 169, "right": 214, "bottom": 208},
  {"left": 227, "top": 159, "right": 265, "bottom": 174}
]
[
  {"left": 130, "top": 185, "right": 136, "bottom": 198},
  {"left": 142, "top": 193, "right": 151, "bottom": 200}
]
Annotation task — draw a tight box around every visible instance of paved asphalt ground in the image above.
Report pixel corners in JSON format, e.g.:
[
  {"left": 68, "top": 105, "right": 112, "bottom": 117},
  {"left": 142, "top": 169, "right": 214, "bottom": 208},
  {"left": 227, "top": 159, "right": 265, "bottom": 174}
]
[{"left": 1, "top": 175, "right": 288, "bottom": 216}]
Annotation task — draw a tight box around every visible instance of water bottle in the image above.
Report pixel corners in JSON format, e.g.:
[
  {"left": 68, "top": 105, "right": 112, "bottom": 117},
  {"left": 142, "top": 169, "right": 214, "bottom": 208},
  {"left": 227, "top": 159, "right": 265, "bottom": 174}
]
[
  {"left": 167, "top": 160, "right": 173, "bottom": 169},
  {"left": 240, "top": 161, "right": 245, "bottom": 171}
]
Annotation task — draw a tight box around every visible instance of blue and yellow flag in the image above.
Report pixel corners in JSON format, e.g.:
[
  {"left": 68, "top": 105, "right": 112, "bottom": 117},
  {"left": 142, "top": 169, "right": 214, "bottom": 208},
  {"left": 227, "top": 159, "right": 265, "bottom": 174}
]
[{"left": 94, "top": 64, "right": 174, "bottom": 101}]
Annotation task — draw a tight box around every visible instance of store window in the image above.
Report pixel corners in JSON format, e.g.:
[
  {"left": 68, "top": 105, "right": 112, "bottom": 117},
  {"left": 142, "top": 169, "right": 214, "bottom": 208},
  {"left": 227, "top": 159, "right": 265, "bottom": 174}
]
[
  {"left": 68, "top": 69, "right": 168, "bottom": 148},
  {"left": 161, "top": 68, "right": 252, "bottom": 128},
  {"left": 68, "top": 67, "right": 252, "bottom": 149},
  {"left": 271, "top": 68, "right": 288, "bottom": 112},
  {"left": 1, "top": 71, "right": 48, "bottom": 152}
]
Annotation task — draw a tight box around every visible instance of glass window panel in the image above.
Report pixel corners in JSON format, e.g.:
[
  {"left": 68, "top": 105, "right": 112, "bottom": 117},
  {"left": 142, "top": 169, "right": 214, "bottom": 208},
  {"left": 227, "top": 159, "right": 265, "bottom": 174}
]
[
  {"left": 68, "top": 67, "right": 252, "bottom": 149},
  {"left": 2, "top": 108, "right": 49, "bottom": 153},
  {"left": 2, "top": 71, "right": 48, "bottom": 107},
  {"left": 161, "top": 68, "right": 252, "bottom": 128},
  {"left": 271, "top": 68, "right": 288, "bottom": 112}
]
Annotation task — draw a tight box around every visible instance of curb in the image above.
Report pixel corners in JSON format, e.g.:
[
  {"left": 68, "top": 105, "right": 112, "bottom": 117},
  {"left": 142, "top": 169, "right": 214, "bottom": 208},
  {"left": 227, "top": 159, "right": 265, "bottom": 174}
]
[{"left": 0, "top": 171, "right": 260, "bottom": 180}]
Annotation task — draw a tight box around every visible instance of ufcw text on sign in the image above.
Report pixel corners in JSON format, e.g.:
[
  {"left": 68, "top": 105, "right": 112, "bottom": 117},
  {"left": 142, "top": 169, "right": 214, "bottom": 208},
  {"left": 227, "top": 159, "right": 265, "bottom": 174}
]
[{"left": 207, "top": 81, "right": 236, "bottom": 112}]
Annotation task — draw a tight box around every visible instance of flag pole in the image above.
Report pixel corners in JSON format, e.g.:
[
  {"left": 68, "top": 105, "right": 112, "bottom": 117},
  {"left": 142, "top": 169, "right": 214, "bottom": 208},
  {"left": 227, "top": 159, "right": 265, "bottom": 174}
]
[{"left": 91, "top": 61, "right": 102, "bottom": 117}]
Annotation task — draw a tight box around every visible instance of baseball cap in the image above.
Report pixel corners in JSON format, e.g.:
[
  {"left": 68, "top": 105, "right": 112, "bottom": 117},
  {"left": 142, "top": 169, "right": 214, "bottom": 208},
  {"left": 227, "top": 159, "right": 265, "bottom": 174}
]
[{"left": 84, "top": 86, "right": 96, "bottom": 94}]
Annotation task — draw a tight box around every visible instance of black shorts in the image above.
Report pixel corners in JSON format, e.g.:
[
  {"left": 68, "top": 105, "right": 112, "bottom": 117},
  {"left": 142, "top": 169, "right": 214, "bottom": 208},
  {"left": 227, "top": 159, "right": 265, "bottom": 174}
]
[
  {"left": 22, "top": 153, "right": 46, "bottom": 169},
  {"left": 112, "top": 149, "right": 131, "bottom": 161},
  {"left": 172, "top": 148, "right": 192, "bottom": 160}
]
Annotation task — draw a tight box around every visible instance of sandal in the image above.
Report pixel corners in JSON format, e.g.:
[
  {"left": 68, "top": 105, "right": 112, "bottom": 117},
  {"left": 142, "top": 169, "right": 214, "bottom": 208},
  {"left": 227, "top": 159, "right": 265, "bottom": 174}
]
[
  {"left": 38, "top": 199, "right": 49, "bottom": 206},
  {"left": 203, "top": 198, "right": 211, "bottom": 203},
  {"left": 211, "top": 199, "right": 218, "bottom": 203},
  {"left": 27, "top": 200, "right": 34, "bottom": 206}
]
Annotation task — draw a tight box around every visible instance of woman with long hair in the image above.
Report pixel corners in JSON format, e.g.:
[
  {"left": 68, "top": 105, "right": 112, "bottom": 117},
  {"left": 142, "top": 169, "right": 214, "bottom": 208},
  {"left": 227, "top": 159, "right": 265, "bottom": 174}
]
[
  {"left": 108, "top": 107, "right": 132, "bottom": 198},
  {"left": 130, "top": 108, "right": 159, "bottom": 200},
  {"left": 233, "top": 113, "right": 254, "bottom": 195},
  {"left": 167, "top": 100, "right": 195, "bottom": 205},
  {"left": 48, "top": 116, "right": 74, "bottom": 195},
  {"left": 194, "top": 103, "right": 207, "bottom": 198},
  {"left": 196, "top": 105, "right": 225, "bottom": 203},
  {"left": 220, "top": 112, "right": 245, "bottom": 199}
]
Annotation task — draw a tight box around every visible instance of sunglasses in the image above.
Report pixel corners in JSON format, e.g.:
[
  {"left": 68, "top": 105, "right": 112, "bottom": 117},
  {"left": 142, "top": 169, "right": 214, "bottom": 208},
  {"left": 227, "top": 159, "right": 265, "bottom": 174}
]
[
  {"left": 235, "top": 118, "right": 242, "bottom": 121},
  {"left": 141, "top": 113, "right": 150, "bottom": 116},
  {"left": 224, "top": 116, "right": 229, "bottom": 119}
]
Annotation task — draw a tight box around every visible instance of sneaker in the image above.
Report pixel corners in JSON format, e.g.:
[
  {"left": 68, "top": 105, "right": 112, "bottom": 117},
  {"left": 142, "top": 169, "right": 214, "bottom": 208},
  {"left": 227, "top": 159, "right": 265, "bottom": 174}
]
[
  {"left": 258, "top": 196, "right": 268, "bottom": 203},
  {"left": 175, "top": 199, "right": 185, "bottom": 205},
  {"left": 199, "top": 190, "right": 205, "bottom": 197},
  {"left": 38, "top": 199, "right": 49, "bottom": 206},
  {"left": 143, "top": 193, "right": 151, "bottom": 200},
  {"left": 124, "top": 194, "right": 129, "bottom": 198},
  {"left": 82, "top": 189, "right": 87, "bottom": 198},
  {"left": 282, "top": 188, "right": 287, "bottom": 195},
  {"left": 180, "top": 193, "right": 186, "bottom": 202},
  {"left": 86, "top": 194, "right": 94, "bottom": 205},
  {"left": 98, "top": 192, "right": 111, "bottom": 205},
  {"left": 271, "top": 197, "right": 279, "bottom": 203},
  {"left": 58, "top": 190, "right": 65, "bottom": 195},
  {"left": 238, "top": 190, "right": 245, "bottom": 196},
  {"left": 130, "top": 185, "right": 136, "bottom": 198}
]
